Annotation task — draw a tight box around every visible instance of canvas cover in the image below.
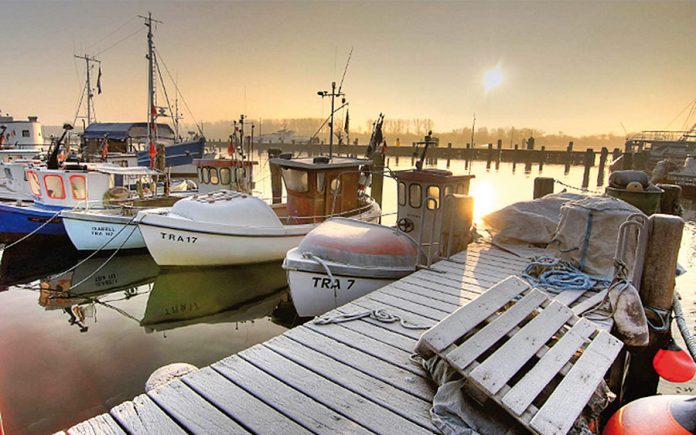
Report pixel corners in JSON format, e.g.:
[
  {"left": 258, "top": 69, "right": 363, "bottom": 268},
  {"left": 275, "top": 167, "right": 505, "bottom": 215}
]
[
  {"left": 482, "top": 192, "right": 586, "bottom": 246},
  {"left": 549, "top": 196, "right": 644, "bottom": 278}
]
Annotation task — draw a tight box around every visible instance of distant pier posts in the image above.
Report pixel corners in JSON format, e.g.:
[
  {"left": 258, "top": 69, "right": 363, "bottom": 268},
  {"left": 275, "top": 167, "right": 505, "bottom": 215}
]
[
  {"left": 597, "top": 147, "right": 608, "bottom": 186},
  {"left": 496, "top": 139, "right": 502, "bottom": 170},
  {"left": 446, "top": 142, "right": 452, "bottom": 168},
  {"left": 512, "top": 144, "right": 518, "bottom": 172},
  {"left": 564, "top": 141, "right": 573, "bottom": 174},
  {"left": 623, "top": 214, "right": 684, "bottom": 403},
  {"left": 581, "top": 148, "right": 594, "bottom": 188},
  {"left": 533, "top": 177, "right": 555, "bottom": 199},
  {"left": 486, "top": 143, "right": 493, "bottom": 169},
  {"left": 465, "top": 143, "right": 471, "bottom": 170},
  {"left": 267, "top": 148, "right": 283, "bottom": 203},
  {"left": 539, "top": 146, "right": 546, "bottom": 171}
]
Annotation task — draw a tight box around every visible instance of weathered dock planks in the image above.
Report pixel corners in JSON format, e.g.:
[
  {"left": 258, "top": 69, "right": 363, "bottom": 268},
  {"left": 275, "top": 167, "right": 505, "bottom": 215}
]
[{"left": 63, "top": 243, "right": 643, "bottom": 434}]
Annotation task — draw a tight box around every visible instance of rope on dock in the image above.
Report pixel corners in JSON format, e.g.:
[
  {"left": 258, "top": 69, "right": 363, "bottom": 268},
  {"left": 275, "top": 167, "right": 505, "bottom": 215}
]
[
  {"left": 314, "top": 308, "right": 431, "bottom": 330},
  {"left": 523, "top": 256, "right": 605, "bottom": 293},
  {"left": 673, "top": 292, "right": 696, "bottom": 360}
]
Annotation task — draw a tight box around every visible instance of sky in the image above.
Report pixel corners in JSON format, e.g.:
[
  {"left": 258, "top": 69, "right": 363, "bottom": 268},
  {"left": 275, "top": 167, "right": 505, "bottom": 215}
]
[{"left": 1, "top": 1, "right": 695, "bottom": 136}]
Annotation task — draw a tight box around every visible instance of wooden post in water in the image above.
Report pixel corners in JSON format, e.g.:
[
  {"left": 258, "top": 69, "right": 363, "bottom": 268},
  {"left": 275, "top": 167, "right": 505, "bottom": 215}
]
[
  {"left": 623, "top": 214, "right": 684, "bottom": 403},
  {"left": 512, "top": 144, "right": 518, "bottom": 172},
  {"left": 539, "top": 145, "right": 546, "bottom": 171},
  {"left": 597, "top": 147, "right": 608, "bottom": 186},
  {"left": 371, "top": 150, "right": 385, "bottom": 211},
  {"left": 486, "top": 143, "right": 493, "bottom": 169},
  {"left": 465, "top": 143, "right": 471, "bottom": 170},
  {"left": 533, "top": 177, "right": 554, "bottom": 199},
  {"left": 446, "top": 142, "right": 452, "bottom": 168},
  {"left": 581, "top": 148, "right": 593, "bottom": 188},
  {"left": 267, "top": 147, "right": 283, "bottom": 204},
  {"left": 656, "top": 184, "right": 682, "bottom": 215},
  {"left": 565, "top": 141, "right": 573, "bottom": 174}
]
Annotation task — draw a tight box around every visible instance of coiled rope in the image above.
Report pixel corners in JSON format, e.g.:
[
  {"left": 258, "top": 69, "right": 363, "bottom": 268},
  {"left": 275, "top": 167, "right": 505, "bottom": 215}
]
[
  {"left": 314, "top": 308, "right": 430, "bottom": 330},
  {"left": 523, "top": 256, "right": 604, "bottom": 293}
]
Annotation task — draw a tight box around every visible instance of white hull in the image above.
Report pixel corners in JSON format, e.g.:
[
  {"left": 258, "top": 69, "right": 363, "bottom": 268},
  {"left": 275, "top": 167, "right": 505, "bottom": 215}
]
[
  {"left": 62, "top": 212, "right": 145, "bottom": 250},
  {"left": 138, "top": 216, "right": 309, "bottom": 266},
  {"left": 287, "top": 269, "right": 394, "bottom": 317}
]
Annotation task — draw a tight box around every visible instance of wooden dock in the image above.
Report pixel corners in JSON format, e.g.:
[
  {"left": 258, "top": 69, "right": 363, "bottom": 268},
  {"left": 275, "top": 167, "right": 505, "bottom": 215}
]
[{"left": 63, "top": 242, "right": 690, "bottom": 434}]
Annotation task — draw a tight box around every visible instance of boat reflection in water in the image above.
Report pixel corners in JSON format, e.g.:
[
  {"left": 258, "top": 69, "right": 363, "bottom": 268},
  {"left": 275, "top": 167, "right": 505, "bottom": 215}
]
[
  {"left": 38, "top": 255, "right": 289, "bottom": 333},
  {"left": 0, "top": 238, "right": 82, "bottom": 290}
]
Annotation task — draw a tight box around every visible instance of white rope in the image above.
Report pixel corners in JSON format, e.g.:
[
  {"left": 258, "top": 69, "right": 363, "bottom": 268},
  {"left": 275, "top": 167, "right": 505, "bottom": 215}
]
[{"left": 314, "top": 308, "right": 430, "bottom": 330}]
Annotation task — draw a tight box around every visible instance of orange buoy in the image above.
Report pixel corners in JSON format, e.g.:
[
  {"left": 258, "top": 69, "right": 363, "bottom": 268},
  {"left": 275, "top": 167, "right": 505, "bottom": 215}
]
[
  {"left": 654, "top": 339, "right": 696, "bottom": 383},
  {"left": 603, "top": 395, "right": 696, "bottom": 434}
]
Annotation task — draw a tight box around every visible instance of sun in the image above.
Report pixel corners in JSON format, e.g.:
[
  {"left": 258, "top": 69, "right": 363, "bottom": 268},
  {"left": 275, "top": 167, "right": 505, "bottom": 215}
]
[{"left": 483, "top": 66, "right": 503, "bottom": 93}]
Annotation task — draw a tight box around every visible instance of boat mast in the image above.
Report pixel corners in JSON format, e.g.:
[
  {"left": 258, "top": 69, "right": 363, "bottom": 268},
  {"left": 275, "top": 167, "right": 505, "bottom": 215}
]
[
  {"left": 141, "top": 12, "right": 163, "bottom": 170},
  {"left": 317, "top": 81, "right": 345, "bottom": 160},
  {"left": 74, "top": 54, "right": 100, "bottom": 126}
]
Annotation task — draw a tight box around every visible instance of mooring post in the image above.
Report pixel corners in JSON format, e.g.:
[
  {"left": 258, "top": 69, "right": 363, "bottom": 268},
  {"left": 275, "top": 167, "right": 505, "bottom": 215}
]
[
  {"left": 446, "top": 142, "right": 452, "bottom": 168},
  {"left": 371, "top": 150, "right": 385, "bottom": 212},
  {"left": 656, "top": 184, "right": 682, "bottom": 215},
  {"left": 486, "top": 143, "right": 493, "bottom": 169},
  {"left": 538, "top": 145, "right": 546, "bottom": 171},
  {"left": 581, "top": 148, "right": 593, "bottom": 188},
  {"left": 597, "top": 147, "right": 608, "bottom": 186},
  {"left": 565, "top": 141, "right": 573, "bottom": 173},
  {"left": 267, "top": 147, "right": 283, "bottom": 203},
  {"left": 612, "top": 147, "right": 621, "bottom": 162},
  {"left": 623, "top": 214, "right": 684, "bottom": 403},
  {"left": 533, "top": 177, "right": 555, "bottom": 199}
]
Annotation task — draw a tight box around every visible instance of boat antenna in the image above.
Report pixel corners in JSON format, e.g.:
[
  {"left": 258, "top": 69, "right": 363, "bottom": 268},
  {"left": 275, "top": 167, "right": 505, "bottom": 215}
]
[
  {"left": 317, "top": 82, "right": 345, "bottom": 160},
  {"left": 337, "top": 46, "right": 353, "bottom": 95},
  {"left": 74, "top": 53, "right": 101, "bottom": 126},
  {"left": 139, "top": 12, "right": 163, "bottom": 170}
]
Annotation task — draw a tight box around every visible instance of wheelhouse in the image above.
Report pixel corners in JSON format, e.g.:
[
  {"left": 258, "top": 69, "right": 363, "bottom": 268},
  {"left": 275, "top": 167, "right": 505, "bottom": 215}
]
[
  {"left": 194, "top": 158, "right": 257, "bottom": 194},
  {"left": 269, "top": 156, "right": 369, "bottom": 224}
]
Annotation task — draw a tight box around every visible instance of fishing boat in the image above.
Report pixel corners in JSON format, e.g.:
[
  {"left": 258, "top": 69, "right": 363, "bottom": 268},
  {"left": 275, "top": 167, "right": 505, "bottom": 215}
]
[
  {"left": 137, "top": 155, "right": 381, "bottom": 266},
  {"left": 284, "top": 218, "right": 418, "bottom": 317},
  {"left": 284, "top": 133, "right": 475, "bottom": 317}
]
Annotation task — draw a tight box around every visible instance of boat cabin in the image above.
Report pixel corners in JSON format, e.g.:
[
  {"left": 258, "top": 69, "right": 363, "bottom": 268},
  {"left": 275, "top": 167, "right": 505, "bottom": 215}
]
[
  {"left": 195, "top": 158, "right": 257, "bottom": 194},
  {"left": 0, "top": 115, "right": 44, "bottom": 149},
  {"left": 394, "top": 168, "right": 475, "bottom": 259},
  {"left": 25, "top": 164, "right": 162, "bottom": 209},
  {"left": 269, "top": 156, "right": 369, "bottom": 224},
  {"left": 82, "top": 122, "right": 177, "bottom": 158}
]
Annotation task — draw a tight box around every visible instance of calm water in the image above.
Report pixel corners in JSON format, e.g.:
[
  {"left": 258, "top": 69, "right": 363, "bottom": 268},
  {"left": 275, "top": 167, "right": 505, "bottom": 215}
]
[{"left": 1, "top": 153, "right": 695, "bottom": 434}]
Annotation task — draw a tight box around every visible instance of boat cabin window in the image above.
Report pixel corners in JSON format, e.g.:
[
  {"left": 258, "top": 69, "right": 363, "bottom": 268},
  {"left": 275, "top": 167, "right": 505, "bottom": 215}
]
[
  {"left": 28, "top": 171, "right": 41, "bottom": 196},
  {"left": 282, "top": 168, "right": 308, "bottom": 193},
  {"left": 456, "top": 183, "right": 467, "bottom": 194},
  {"left": 44, "top": 175, "right": 66, "bottom": 199},
  {"left": 398, "top": 182, "right": 406, "bottom": 206},
  {"left": 317, "top": 173, "right": 326, "bottom": 193},
  {"left": 22, "top": 130, "right": 29, "bottom": 137},
  {"left": 220, "top": 168, "right": 231, "bottom": 185},
  {"left": 443, "top": 184, "right": 453, "bottom": 198},
  {"left": 209, "top": 168, "right": 219, "bottom": 185},
  {"left": 201, "top": 167, "right": 210, "bottom": 184},
  {"left": 427, "top": 185, "right": 440, "bottom": 210},
  {"left": 69, "top": 175, "right": 87, "bottom": 200},
  {"left": 330, "top": 177, "right": 341, "bottom": 193},
  {"left": 409, "top": 183, "right": 422, "bottom": 208}
]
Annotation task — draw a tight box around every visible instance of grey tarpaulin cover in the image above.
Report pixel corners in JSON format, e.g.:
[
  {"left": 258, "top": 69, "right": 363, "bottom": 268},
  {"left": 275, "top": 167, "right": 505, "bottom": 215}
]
[
  {"left": 482, "top": 193, "right": 586, "bottom": 246},
  {"left": 549, "top": 196, "right": 644, "bottom": 278}
]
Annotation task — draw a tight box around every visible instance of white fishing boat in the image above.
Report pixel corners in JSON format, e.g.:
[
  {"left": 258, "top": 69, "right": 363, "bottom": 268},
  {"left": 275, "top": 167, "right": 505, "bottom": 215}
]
[
  {"left": 284, "top": 218, "right": 418, "bottom": 317},
  {"left": 137, "top": 156, "right": 381, "bottom": 266},
  {"left": 61, "top": 166, "right": 185, "bottom": 251}
]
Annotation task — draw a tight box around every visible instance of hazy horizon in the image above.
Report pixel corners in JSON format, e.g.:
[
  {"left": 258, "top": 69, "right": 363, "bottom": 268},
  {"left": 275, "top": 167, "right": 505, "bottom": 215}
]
[{"left": 2, "top": 1, "right": 695, "bottom": 137}]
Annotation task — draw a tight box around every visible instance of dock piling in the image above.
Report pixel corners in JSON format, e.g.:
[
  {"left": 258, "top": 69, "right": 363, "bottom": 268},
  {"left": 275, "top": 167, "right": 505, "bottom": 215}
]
[
  {"left": 267, "top": 148, "right": 283, "bottom": 204},
  {"left": 597, "top": 147, "right": 608, "bottom": 186},
  {"left": 533, "top": 177, "right": 555, "bottom": 199}
]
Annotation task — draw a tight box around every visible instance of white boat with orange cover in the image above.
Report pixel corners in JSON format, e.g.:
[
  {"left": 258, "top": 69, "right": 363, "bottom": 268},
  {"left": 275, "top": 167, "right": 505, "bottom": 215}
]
[{"left": 284, "top": 217, "right": 418, "bottom": 317}]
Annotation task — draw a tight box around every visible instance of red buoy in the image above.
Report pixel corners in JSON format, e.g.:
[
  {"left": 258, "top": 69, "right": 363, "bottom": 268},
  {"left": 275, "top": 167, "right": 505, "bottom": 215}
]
[
  {"left": 654, "top": 339, "right": 696, "bottom": 383},
  {"left": 603, "top": 395, "right": 696, "bottom": 435}
]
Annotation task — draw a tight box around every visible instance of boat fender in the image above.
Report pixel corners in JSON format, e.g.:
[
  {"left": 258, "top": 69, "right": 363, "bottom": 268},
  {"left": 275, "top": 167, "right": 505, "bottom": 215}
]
[
  {"left": 609, "top": 171, "right": 649, "bottom": 189},
  {"left": 654, "top": 339, "right": 696, "bottom": 383},
  {"left": 603, "top": 395, "right": 696, "bottom": 434},
  {"left": 608, "top": 280, "right": 649, "bottom": 346},
  {"left": 625, "top": 181, "right": 643, "bottom": 192},
  {"left": 145, "top": 363, "right": 198, "bottom": 392}
]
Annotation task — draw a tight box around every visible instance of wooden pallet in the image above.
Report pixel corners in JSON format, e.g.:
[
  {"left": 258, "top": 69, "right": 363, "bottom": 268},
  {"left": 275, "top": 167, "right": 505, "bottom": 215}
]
[{"left": 415, "top": 276, "right": 623, "bottom": 435}]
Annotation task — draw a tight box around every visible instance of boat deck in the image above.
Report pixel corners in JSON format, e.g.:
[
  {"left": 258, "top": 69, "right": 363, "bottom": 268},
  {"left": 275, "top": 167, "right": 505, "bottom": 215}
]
[{"left": 62, "top": 243, "right": 693, "bottom": 434}]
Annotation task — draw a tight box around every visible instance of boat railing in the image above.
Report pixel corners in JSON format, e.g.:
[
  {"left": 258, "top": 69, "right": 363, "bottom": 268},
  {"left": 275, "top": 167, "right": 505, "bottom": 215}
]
[
  {"left": 277, "top": 199, "right": 377, "bottom": 225},
  {"left": 628, "top": 130, "right": 694, "bottom": 143}
]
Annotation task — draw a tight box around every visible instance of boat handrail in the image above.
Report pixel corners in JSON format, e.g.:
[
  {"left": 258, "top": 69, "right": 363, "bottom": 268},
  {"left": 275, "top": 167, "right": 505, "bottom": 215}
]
[{"left": 277, "top": 199, "right": 377, "bottom": 225}]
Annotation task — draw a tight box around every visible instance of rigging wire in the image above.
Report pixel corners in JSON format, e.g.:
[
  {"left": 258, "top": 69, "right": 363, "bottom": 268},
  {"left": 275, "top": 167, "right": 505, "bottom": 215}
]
[
  {"left": 154, "top": 54, "right": 176, "bottom": 130},
  {"left": 94, "top": 26, "right": 146, "bottom": 57},
  {"left": 71, "top": 78, "right": 88, "bottom": 127},
  {"left": 86, "top": 16, "right": 139, "bottom": 51},
  {"left": 662, "top": 96, "right": 696, "bottom": 131},
  {"left": 337, "top": 46, "right": 353, "bottom": 95},
  {"left": 154, "top": 47, "right": 204, "bottom": 136}
]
